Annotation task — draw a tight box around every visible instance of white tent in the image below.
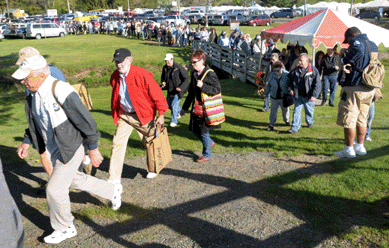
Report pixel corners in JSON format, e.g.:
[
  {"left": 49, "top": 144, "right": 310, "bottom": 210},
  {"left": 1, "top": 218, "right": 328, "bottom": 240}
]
[{"left": 361, "top": 0, "right": 389, "bottom": 8}]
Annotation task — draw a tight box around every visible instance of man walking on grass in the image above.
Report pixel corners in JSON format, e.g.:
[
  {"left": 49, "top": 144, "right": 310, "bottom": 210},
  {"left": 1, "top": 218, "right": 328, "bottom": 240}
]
[
  {"left": 161, "top": 53, "right": 190, "bottom": 127},
  {"left": 13, "top": 55, "right": 122, "bottom": 244},
  {"left": 335, "top": 27, "right": 377, "bottom": 158},
  {"left": 108, "top": 48, "right": 168, "bottom": 181},
  {"left": 286, "top": 53, "right": 321, "bottom": 133}
]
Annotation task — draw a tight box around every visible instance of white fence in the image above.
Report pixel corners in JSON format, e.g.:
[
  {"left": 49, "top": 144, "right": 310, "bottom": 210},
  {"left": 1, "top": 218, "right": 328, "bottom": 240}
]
[{"left": 192, "top": 40, "right": 268, "bottom": 85}]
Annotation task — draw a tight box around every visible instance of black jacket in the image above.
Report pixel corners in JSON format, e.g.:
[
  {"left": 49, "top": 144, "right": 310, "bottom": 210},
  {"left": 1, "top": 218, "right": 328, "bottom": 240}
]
[
  {"left": 287, "top": 64, "right": 321, "bottom": 99},
  {"left": 321, "top": 53, "right": 340, "bottom": 76},
  {"left": 161, "top": 62, "right": 190, "bottom": 99},
  {"left": 182, "top": 65, "right": 221, "bottom": 134}
]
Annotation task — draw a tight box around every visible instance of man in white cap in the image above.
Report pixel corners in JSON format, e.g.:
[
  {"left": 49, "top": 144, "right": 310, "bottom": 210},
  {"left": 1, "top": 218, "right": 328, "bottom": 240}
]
[
  {"left": 13, "top": 55, "right": 123, "bottom": 244},
  {"left": 161, "top": 53, "right": 190, "bottom": 127}
]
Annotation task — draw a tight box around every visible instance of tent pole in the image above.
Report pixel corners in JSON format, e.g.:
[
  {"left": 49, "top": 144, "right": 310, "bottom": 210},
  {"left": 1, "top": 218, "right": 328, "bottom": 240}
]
[{"left": 312, "top": 46, "right": 316, "bottom": 66}]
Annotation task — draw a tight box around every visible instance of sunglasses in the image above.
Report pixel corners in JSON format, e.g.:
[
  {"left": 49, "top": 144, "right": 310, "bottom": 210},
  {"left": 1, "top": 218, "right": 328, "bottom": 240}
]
[
  {"left": 273, "top": 70, "right": 281, "bottom": 72},
  {"left": 191, "top": 60, "right": 200, "bottom": 64}
]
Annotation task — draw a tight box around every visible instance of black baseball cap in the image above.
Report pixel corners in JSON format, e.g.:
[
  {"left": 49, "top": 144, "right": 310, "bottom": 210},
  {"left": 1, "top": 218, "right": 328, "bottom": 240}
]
[
  {"left": 112, "top": 48, "right": 132, "bottom": 62},
  {"left": 343, "top": 27, "right": 361, "bottom": 44}
]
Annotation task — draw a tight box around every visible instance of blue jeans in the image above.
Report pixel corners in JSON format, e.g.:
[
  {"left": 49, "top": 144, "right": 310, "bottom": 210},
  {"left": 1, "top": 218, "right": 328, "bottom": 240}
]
[
  {"left": 366, "top": 101, "right": 375, "bottom": 139},
  {"left": 264, "top": 93, "right": 270, "bottom": 109},
  {"left": 142, "top": 31, "right": 145, "bottom": 40},
  {"left": 183, "top": 37, "right": 188, "bottom": 48},
  {"left": 167, "top": 94, "right": 181, "bottom": 124},
  {"left": 193, "top": 132, "right": 213, "bottom": 159},
  {"left": 162, "top": 35, "right": 166, "bottom": 45},
  {"left": 291, "top": 96, "right": 315, "bottom": 131},
  {"left": 323, "top": 74, "right": 338, "bottom": 105}
]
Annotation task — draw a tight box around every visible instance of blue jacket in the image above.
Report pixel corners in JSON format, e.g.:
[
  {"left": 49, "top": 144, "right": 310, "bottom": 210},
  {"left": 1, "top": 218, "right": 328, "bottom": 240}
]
[
  {"left": 265, "top": 70, "right": 289, "bottom": 99},
  {"left": 287, "top": 64, "right": 321, "bottom": 99},
  {"left": 342, "top": 33, "right": 378, "bottom": 87}
]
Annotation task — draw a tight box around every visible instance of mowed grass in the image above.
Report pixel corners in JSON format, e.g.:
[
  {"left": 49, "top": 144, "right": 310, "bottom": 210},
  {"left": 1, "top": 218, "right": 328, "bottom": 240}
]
[{"left": 1, "top": 30, "right": 389, "bottom": 246}]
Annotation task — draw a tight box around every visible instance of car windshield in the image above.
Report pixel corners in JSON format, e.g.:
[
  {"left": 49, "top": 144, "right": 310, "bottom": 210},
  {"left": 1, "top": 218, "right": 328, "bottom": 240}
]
[{"left": 248, "top": 16, "right": 257, "bottom": 20}]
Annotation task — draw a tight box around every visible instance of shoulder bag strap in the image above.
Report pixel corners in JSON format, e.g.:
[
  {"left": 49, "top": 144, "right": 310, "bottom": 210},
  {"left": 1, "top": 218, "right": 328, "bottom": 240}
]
[
  {"left": 200, "top": 69, "right": 214, "bottom": 81},
  {"left": 51, "top": 80, "right": 61, "bottom": 106}
]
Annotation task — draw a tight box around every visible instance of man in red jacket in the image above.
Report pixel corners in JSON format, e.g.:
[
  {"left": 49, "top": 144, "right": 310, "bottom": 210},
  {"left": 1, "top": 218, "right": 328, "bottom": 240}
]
[{"left": 109, "top": 48, "right": 168, "bottom": 181}]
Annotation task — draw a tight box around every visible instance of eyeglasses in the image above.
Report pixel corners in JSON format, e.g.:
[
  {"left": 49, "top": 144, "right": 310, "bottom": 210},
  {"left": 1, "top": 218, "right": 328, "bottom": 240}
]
[
  {"left": 273, "top": 70, "right": 281, "bottom": 72},
  {"left": 191, "top": 60, "right": 199, "bottom": 64}
]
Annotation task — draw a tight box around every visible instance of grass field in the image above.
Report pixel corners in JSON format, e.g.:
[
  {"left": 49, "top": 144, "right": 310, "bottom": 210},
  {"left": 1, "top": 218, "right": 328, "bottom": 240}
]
[{"left": 1, "top": 28, "right": 389, "bottom": 246}]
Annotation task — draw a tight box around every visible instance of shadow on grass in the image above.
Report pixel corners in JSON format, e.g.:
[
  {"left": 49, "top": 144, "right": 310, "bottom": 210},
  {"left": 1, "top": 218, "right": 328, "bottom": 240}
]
[{"left": 63, "top": 144, "right": 389, "bottom": 247}]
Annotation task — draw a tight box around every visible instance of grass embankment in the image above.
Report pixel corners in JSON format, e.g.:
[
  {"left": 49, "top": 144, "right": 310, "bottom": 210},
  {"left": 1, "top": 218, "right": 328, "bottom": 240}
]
[{"left": 1, "top": 29, "right": 389, "bottom": 247}]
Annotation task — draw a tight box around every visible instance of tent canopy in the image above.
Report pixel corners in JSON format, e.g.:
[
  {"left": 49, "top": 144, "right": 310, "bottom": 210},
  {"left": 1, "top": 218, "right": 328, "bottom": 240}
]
[{"left": 261, "top": 8, "right": 389, "bottom": 48}]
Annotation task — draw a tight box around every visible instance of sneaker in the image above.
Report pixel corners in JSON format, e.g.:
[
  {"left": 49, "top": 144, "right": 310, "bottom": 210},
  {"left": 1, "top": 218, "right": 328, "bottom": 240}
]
[
  {"left": 329, "top": 103, "right": 335, "bottom": 107},
  {"left": 112, "top": 184, "right": 123, "bottom": 211},
  {"left": 285, "top": 122, "right": 290, "bottom": 126},
  {"left": 353, "top": 144, "right": 367, "bottom": 156},
  {"left": 261, "top": 108, "right": 269, "bottom": 112},
  {"left": 177, "top": 113, "right": 181, "bottom": 119},
  {"left": 267, "top": 126, "right": 274, "bottom": 131},
  {"left": 170, "top": 122, "right": 177, "bottom": 127},
  {"left": 321, "top": 101, "right": 327, "bottom": 106},
  {"left": 107, "top": 179, "right": 121, "bottom": 185},
  {"left": 335, "top": 147, "right": 356, "bottom": 158},
  {"left": 365, "top": 137, "right": 372, "bottom": 142},
  {"left": 288, "top": 129, "right": 298, "bottom": 134},
  {"left": 146, "top": 172, "right": 158, "bottom": 179},
  {"left": 44, "top": 223, "right": 77, "bottom": 244},
  {"left": 308, "top": 124, "right": 313, "bottom": 128}
]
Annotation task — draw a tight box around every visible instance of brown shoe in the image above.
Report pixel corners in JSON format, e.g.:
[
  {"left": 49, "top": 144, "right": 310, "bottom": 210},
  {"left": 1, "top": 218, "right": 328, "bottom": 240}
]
[
  {"left": 197, "top": 156, "right": 210, "bottom": 163},
  {"left": 211, "top": 142, "right": 216, "bottom": 149}
]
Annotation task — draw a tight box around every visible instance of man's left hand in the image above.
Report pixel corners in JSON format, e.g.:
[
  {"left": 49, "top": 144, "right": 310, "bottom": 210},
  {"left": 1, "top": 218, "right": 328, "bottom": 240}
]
[
  {"left": 310, "top": 97, "right": 316, "bottom": 102},
  {"left": 176, "top": 87, "right": 182, "bottom": 92},
  {"left": 89, "top": 148, "right": 103, "bottom": 168},
  {"left": 156, "top": 115, "right": 165, "bottom": 125}
]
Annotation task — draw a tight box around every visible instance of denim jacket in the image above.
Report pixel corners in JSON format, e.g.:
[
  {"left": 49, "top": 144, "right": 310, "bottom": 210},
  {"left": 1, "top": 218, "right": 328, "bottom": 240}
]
[{"left": 265, "top": 70, "right": 289, "bottom": 99}]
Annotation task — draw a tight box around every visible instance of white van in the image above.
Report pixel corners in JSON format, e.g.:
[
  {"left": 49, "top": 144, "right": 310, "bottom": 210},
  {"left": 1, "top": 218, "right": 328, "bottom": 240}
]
[
  {"left": 25, "top": 23, "right": 67, "bottom": 39},
  {"left": 226, "top": 8, "right": 249, "bottom": 16}
]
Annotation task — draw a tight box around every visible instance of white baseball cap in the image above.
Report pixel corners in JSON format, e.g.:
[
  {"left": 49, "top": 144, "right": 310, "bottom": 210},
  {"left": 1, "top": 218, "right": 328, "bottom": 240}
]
[
  {"left": 12, "top": 55, "right": 47, "bottom": 80},
  {"left": 164, "top": 53, "right": 174, "bottom": 61}
]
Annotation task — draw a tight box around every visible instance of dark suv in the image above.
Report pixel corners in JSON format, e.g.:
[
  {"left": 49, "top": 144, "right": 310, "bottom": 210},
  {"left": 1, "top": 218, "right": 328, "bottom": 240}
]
[
  {"left": 270, "top": 8, "right": 297, "bottom": 18},
  {"left": 355, "top": 10, "right": 381, "bottom": 20}
]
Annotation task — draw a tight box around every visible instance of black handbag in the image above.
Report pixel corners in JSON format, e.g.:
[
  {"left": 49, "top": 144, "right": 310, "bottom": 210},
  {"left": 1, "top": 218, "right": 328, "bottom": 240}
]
[{"left": 283, "top": 94, "right": 294, "bottom": 108}]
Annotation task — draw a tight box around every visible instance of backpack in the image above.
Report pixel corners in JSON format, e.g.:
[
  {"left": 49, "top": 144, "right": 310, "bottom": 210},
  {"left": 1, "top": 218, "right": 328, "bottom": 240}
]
[
  {"left": 52, "top": 80, "right": 93, "bottom": 110},
  {"left": 357, "top": 39, "right": 385, "bottom": 89}
]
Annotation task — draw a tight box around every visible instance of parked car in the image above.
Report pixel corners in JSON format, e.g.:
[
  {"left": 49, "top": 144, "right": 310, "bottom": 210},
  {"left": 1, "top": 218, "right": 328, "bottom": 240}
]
[
  {"left": 355, "top": 10, "right": 381, "bottom": 20},
  {"left": 188, "top": 14, "right": 203, "bottom": 24},
  {"left": 270, "top": 8, "right": 297, "bottom": 18},
  {"left": 165, "top": 11, "right": 179, "bottom": 16},
  {"left": 199, "top": 15, "right": 214, "bottom": 25},
  {"left": 212, "top": 15, "right": 228, "bottom": 25},
  {"left": 0, "top": 25, "right": 9, "bottom": 34},
  {"left": 6, "top": 23, "right": 27, "bottom": 38},
  {"left": 164, "top": 15, "right": 187, "bottom": 26},
  {"left": 226, "top": 8, "right": 249, "bottom": 16},
  {"left": 0, "top": 33, "right": 3, "bottom": 40},
  {"left": 227, "top": 15, "right": 247, "bottom": 25},
  {"left": 245, "top": 14, "right": 271, "bottom": 26},
  {"left": 145, "top": 20, "right": 160, "bottom": 28},
  {"left": 25, "top": 23, "right": 67, "bottom": 39}
]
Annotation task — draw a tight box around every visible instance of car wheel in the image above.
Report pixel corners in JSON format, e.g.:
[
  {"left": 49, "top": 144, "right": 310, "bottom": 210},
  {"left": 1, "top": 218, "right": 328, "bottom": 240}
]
[
  {"left": 36, "top": 34, "right": 41, "bottom": 39},
  {"left": 286, "top": 15, "right": 291, "bottom": 18},
  {"left": 266, "top": 22, "right": 270, "bottom": 26},
  {"left": 59, "top": 32, "right": 65, "bottom": 37},
  {"left": 270, "top": 15, "right": 274, "bottom": 18},
  {"left": 375, "top": 16, "right": 379, "bottom": 20},
  {"left": 253, "top": 23, "right": 256, "bottom": 27}
]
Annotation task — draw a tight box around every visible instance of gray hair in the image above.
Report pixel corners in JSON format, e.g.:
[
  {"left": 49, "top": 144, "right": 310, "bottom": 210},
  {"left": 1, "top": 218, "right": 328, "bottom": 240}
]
[{"left": 300, "top": 53, "right": 309, "bottom": 60}]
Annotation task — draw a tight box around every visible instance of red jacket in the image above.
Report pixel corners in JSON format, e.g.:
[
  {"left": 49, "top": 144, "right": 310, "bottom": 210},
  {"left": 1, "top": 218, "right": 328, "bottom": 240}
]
[{"left": 110, "top": 65, "right": 168, "bottom": 126}]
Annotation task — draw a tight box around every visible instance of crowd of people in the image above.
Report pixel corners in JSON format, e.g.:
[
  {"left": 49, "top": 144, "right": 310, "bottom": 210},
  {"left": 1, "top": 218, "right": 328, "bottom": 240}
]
[{"left": 0, "top": 25, "right": 381, "bottom": 246}]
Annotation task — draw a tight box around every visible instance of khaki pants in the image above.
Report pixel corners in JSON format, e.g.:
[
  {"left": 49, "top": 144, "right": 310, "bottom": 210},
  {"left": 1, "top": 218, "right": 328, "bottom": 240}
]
[
  {"left": 109, "top": 111, "right": 156, "bottom": 180},
  {"left": 47, "top": 144, "right": 115, "bottom": 231}
]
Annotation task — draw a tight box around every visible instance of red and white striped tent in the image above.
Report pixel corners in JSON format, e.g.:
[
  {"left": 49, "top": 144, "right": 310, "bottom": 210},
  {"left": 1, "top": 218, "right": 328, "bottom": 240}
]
[{"left": 261, "top": 8, "right": 389, "bottom": 50}]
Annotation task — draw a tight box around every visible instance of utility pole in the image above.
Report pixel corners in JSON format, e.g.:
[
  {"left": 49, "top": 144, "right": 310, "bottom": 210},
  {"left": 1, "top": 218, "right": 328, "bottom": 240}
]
[
  {"left": 350, "top": 0, "right": 354, "bottom": 15},
  {"left": 205, "top": 0, "right": 211, "bottom": 27},
  {"left": 127, "top": 0, "right": 130, "bottom": 12},
  {"left": 178, "top": 0, "right": 180, "bottom": 14},
  {"left": 6, "top": 0, "right": 9, "bottom": 20},
  {"left": 67, "top": 0, "right": 70, "bottom": 14}
]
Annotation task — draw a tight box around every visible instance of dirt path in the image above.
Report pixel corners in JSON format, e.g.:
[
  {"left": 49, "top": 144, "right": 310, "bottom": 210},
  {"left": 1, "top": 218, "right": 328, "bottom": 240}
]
[{"left": 5, "top": 150, "right": 356, "bottom": 248}]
